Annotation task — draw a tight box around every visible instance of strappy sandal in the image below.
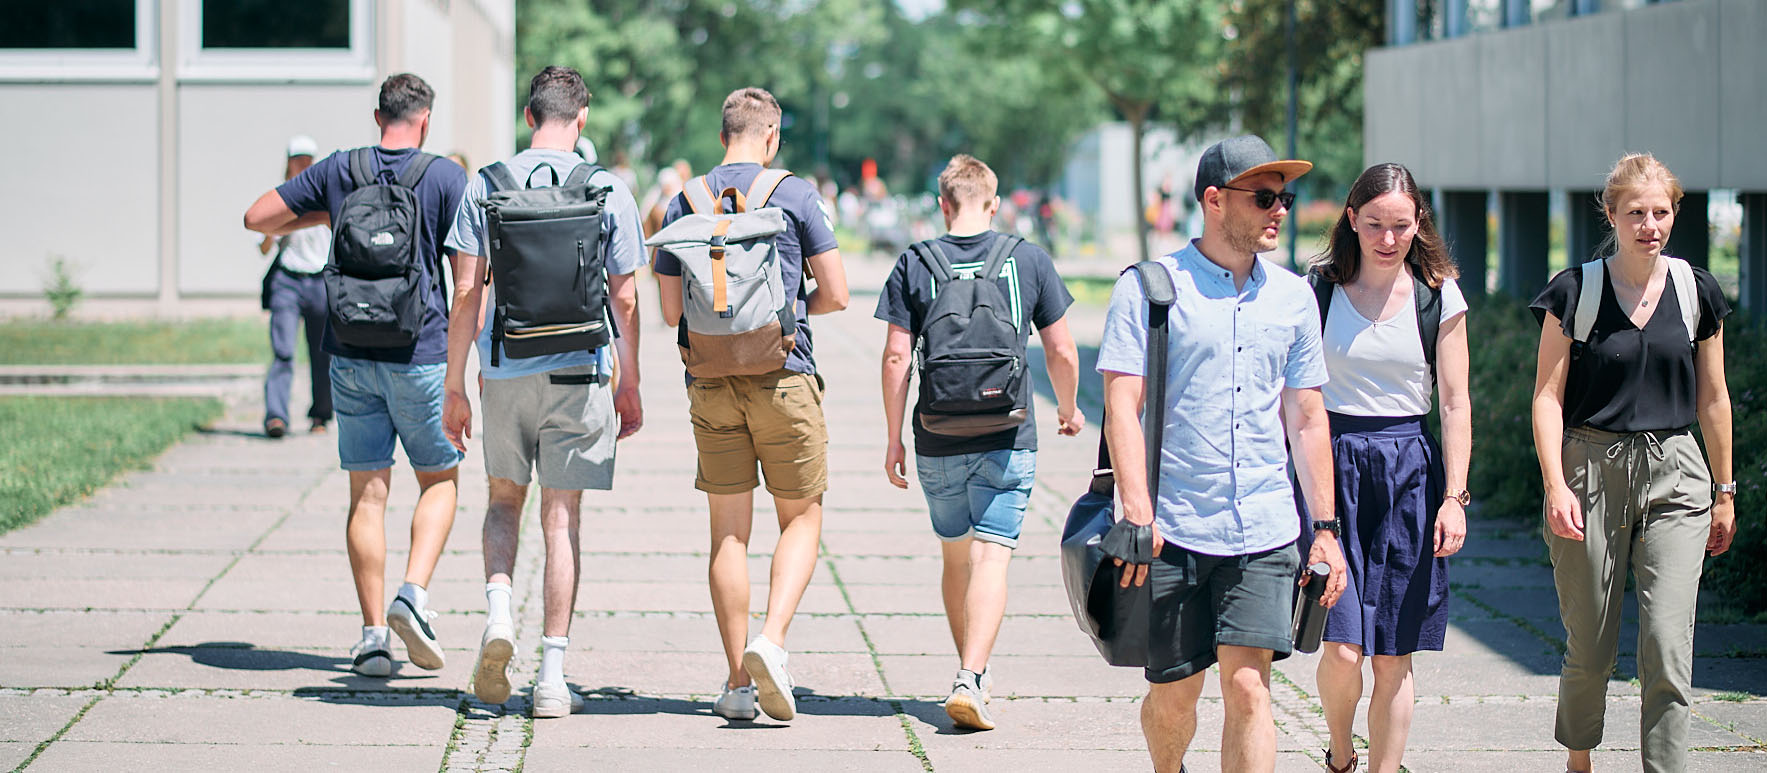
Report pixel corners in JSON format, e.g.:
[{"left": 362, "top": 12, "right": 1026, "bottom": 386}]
[{"left": 1324, "top": 748, "right": 1359, "bottom": 773}]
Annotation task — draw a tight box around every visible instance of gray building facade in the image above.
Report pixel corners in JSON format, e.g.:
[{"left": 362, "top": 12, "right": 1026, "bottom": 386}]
[
  {"left": 1364, "top": 0, "right": 1767, "bottom": 307},
  {"left": 0, "top": 0, "right": 515, "bottom": 317}
]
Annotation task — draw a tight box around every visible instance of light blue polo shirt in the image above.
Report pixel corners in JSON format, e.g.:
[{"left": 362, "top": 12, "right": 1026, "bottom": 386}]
[
  {"left": 444, "top": 148, "right": 645, "bottom": 379},
  {"left": 1095, "top": 241, "right": 1328, "bottom": 556}
]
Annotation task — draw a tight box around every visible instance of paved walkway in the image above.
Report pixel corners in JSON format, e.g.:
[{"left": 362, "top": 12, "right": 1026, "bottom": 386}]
[{"left": 3, "top": 255, "right": 1764, "bottom": 771}]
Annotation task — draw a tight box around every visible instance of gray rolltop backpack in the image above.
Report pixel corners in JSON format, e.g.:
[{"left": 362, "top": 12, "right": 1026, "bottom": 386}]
[
  {"left": 1060, "top": 260, "right": 1175, "bottom": 668},
  {"left": 643, "top": 169, "right": 797, "bottom": 378},
  {"left": 912, "top": 234, "right": 1029, "bottom": 437},
  {"left": 324, "top": 148, "right": 439, "bottom": 348},
  {"left": 477, "top": 161, "right": 612, "bottom": 366}
]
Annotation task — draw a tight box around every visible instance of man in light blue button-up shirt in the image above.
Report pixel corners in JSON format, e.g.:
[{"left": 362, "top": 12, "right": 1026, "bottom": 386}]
[{"left": 1096, "top": 135, "right": 1347, "bottom": 773}]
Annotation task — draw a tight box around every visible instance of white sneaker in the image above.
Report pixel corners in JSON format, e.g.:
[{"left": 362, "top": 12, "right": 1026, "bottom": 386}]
[
  {"left": 531, "top": 681, "right": 582, "bottom": 719},
  {"left": 712, "top": 683, "right": 758, "bottom": 721},
  {"left": 979, "top": 666, "right": 994, "bottom": 704},
  {"left": 741, "top": 635, "right": 796, "bottom": 721},
  {"left": 349, "top": 631, "right": 393, "bottom": 677},
  {"left": 388, "top": 595, "right": 445, "bottom": 670},
  {"left": 471, "top": 621, "right": 516, "bottom": 704},
  {"left": 945, "top": 669, "right": 996, "bottom": 731}
]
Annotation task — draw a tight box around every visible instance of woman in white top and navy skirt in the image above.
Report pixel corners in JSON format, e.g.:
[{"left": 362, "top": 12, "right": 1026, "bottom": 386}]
[
  {"left": 1531, "top": 154, "right": 1736, "bottom": 773},
  {"left": 1304, "top": 163, "right": 1473, "bottom": 773}
]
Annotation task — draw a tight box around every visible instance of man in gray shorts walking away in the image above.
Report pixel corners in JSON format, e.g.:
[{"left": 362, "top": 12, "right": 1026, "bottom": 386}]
[
  {"left": 442, "top": 66, "right": 646, "bottom": 718},
  {"left": 1096, "top": 135, "right": 1347, "bottom": 772}
]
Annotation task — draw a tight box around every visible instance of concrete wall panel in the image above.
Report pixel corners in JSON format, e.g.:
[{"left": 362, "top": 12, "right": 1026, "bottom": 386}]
[
  {"left": 401, "top": 0, "right": 457, "bottom": 157},
  {"left": 176, "top": 84, "right": 377, "bottom": 295},
  {"left": 0, "top": 85, "right": 160, "bottom": 296},
  {"left": 1478, "top": 25, "right": 1548, "bottom": 189},
  {"left": 1419, "top": 39, "right": 1485, "bottom": 188},
  {"left": 1623, "top": 0, "right": 1720, "bottom": 188},
  {"left": 1363, "top": 47, "right": 1426, "bottom": 180},
  {"left": 1719, "top": 0, "right": 1767, "bottom": 188},
  {"left": 1546, "top": 12, "right": 1626, "bottom": 189}
]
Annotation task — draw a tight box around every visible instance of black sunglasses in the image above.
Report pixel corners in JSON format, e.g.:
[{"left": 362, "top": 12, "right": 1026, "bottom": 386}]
[{"left": 1218, "top": 185, "right": 1296, "bottom": 210}]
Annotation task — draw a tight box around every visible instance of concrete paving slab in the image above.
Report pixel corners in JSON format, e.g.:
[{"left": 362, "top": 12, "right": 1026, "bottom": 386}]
[
  {"left": 859, "top": 614, "right": 1101, "bottom": 658},
  {"left": 0, "top": 610, "right": 168, "bottom": 647},
  {"left": 0, "top": 741, "right": 33, "bottom": 771},
  {"left": 839, "top": 581, "right": 1072, "bottom": 617},
  {"left": 523, "top": 747, "right": 925, "bottom": 771},
  {"left": 0, "top": 550, "right": 234, "bottom": 580},
  {"left": 29, "top": 741, "right": 444, "bottom": 771},
  {"left": 61, "top": 691, "right": 458, "bottom": 745},
  {"left": 825, "top": 553, "right": 1065, "bottom": 587},
  {"left": 1451, "top": 560, "right": 1556, "bottom": 589},
  {"left": 574, "top": 613, "right": 869, "bottom": 654},
  {"left": 571, "top": 579, "right": 847, "bottom": 615},
  {"left": 1696, "top": 699, "right": 1767, "bottom": 743},
  {"left": 0, "top": 648, "right": 132, "bottom": 689},
  {"left": 0, "top": 517, "right": 274, "bottom": 552},
  {"left": 0, "top": 577, "right": 211, "bottom": 611},
  {"left": 900, "top": 696, "right": 1145, "bottom": 750},
  {"left": 820, "top": 531, "right": 947, "bottom": 557},
  {"left": 530, "top": 695, "right": 904, "bottom": 751},
  {"left": 194, "top": 574, "right": 485, "bottom": 615},
  {"left": 114, "top": 644, "right": 475, "bottom": 691},
  {"left": 566, "top": 650, "right": 889, "bottom": 698},
  {"left": 0, "top": 693, "right": 90, "bottom": 743},
  {"left": 875, "top": 654, "right": 1146, "bottom": 699},
  {"left": 1278, "top": 649, "right": 1574, "bottom": 700},
  {"left": 1400, "top": 749, "right": 1767, "bottom": 771},
  {"left": 156, "top": 611, "right": 402, "bottom": 649},
  {"left": 580, "top": 553, "right": 799, "bottom": 586}
]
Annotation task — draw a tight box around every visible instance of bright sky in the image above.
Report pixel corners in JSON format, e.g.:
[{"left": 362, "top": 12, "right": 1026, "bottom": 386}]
[{"left": 895, "top": 0, "right": 943, "bottom": 21}]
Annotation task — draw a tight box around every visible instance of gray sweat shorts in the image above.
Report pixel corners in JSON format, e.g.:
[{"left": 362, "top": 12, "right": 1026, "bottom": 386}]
[{"left": 481, "top": 364, "right": 616, "bottom": 490}]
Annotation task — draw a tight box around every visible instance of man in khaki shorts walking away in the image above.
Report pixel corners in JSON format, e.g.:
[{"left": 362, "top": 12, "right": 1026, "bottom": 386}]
[
  {"left": 649, "top": 87, "right": 849, "bottom": 722},
  {"left": 442, "top": 66, "right": 646, "bottom": 718}
]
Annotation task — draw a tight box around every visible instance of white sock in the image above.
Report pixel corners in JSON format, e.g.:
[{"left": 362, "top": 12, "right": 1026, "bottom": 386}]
[
  {"left": 539, "top": 636, "right": 568, "bottom": 685},
  {"left": 485, "top": 582, "right": 513, "bottom": 625},
  {"left": 398, "top": 582, "right": 428, "bottom": 611},
  {"left": 361, "top": 625, "right": 390, "bottom": 649}
]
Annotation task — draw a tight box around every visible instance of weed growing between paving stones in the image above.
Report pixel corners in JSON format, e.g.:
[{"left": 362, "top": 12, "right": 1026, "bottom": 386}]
[
  {"left": 0, "top": 317, "right": 273, "bottom": 365},
  {"left": 0, "top": 396, "right": 222, "bottom": 534}
]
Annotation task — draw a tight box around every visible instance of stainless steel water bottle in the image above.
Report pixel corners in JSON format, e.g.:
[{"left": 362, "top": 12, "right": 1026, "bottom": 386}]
[{"left": 1291, "top": 562, "right": 1332, "bottom": 654}]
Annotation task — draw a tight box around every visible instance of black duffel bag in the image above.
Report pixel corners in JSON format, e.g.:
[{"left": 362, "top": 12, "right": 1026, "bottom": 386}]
[{"left": 1060, "top": 260, "right": 1175, "bottom": 668}]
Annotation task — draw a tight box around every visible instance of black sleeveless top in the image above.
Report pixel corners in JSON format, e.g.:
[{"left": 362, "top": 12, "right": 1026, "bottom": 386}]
[{"left": 1530, "top": 263, "right": 1729, "bottom": 433}]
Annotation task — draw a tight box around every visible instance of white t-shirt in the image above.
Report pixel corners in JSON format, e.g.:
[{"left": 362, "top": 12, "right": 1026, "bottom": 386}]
[
  {"left": 277, "top": 224, "right": 331, "bottom": 274},
  {"left": 1321, "top": 277, "right": 1467, "bottom": 417}
]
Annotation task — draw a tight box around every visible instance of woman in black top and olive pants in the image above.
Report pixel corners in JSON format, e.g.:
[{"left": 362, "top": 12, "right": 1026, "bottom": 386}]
[{"left": 1531, "top": 153, "right": 1737, "bottom": 773}]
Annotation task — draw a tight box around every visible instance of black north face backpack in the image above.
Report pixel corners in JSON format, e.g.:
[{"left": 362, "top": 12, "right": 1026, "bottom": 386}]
[
  {"left": 324, "top": 148, "right": 439, "bottom": 348},
  {"left": 912, "top": 234, "right": 1028, "bottom": 437},
  {"left": 478, "top": 161, "right": 611, "bottom": 366}
]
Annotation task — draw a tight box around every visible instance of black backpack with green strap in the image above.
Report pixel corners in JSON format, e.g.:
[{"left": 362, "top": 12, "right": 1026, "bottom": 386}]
[{"left": 911, "top": 234, "right": 1027, "bottom": 437}]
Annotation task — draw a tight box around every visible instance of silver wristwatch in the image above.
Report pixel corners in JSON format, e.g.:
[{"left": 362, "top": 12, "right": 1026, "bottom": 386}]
[{"left": 1715, "top": 481, "right": 1738, "bottom": 496}]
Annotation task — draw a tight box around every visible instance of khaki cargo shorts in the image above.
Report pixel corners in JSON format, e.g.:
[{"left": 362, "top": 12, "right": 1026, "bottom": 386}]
[{"left": 686, "top": 369, "right": 827, "bottom": 499}]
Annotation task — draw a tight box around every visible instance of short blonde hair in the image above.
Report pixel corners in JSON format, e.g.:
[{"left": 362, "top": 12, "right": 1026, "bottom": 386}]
[
  {"left": 721, "top": 87, "right": 781, "bottom": 140},
  {"left": 938, "top": 154, "right": 997, "bottom": 210}
]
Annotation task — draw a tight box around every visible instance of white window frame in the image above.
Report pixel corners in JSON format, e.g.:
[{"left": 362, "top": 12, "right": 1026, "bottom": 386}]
[
  {"left": 176, "top": 0, "right": 374, "bottom": 83},
  {"left": 0, "top": 0, "right": 158, "bottom": 83}
]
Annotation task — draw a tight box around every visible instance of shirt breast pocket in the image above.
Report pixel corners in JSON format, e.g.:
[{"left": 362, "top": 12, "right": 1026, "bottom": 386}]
[{"left": 1247, "top": 321, "right": 1293, "bottom": 384}]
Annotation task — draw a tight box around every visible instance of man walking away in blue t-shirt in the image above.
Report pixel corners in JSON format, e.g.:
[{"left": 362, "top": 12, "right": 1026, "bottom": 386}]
[
  {"left": 441, "top": 66, "right": 647, "bottom": 719},
  {"left": 653, "top": 87, "right": 849, "bottom": 723},
  {"left": 244, "top": 73, "right": 469, "bottom": 680},
  {"left": 875, "top": 154, "right": 1084, "bottom": 730}
]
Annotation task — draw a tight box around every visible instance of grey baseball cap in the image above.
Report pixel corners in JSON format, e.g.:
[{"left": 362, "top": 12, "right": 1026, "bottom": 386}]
[{"left": 1192, "top": 135, "right": 1312, "bottom": 202}]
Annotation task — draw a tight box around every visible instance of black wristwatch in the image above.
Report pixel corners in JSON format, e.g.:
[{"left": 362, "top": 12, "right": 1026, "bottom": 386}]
[{"left": 1311, "top": 519, "right": 1342, "bottom": 538}]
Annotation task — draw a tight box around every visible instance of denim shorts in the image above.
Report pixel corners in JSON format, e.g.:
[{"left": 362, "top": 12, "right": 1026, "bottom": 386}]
[
  {"left": 914, "top": 448, "right": 1035, "bottom": 548},
  {"left": 329, "top": 356, "right": 463, "bottom": 473}
]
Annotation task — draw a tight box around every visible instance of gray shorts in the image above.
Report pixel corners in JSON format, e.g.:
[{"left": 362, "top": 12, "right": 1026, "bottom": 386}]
[{"left": 481, "top": 364, "right": 615, "bottom": 490}]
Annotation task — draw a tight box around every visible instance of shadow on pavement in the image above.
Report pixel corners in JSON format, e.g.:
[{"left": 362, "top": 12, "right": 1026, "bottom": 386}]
[{"left": 108, "top": 641, "right": 461, "bottom": 692}]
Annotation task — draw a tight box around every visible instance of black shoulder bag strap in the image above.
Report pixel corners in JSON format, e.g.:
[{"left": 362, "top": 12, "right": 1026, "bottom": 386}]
[
  {"left": 1308, "top": 270, "right": 1332, "bottom": 331},
  {"left": 396, "top": 152, "right": 438, "bottom": 189},
  {"left": 481, "top": 162, "right": 521, "bottom": 194},
  {"left": 1093, "top": 261, "right": 1177, "bottom": 501},
  {"left": 1411, "top": 263, "right": 1442, "bottom": 385},
  {"left": 563, "top": 163, "right": 604, "bottom": 188}
]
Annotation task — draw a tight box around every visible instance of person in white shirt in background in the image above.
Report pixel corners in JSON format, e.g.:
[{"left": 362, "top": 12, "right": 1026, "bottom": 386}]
[{"left": 254, "top": 135, "right": 334, "bottom": 438}]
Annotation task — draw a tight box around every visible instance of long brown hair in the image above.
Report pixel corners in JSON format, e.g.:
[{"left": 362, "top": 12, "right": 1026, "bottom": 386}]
[{"left": 1311, "top": 163, "right": 1457, "bottom": 288}]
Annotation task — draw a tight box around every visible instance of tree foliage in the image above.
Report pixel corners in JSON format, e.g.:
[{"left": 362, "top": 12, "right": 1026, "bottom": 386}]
[{"left": 1222, "top": 0, "right": 1382, "bottom": 194}]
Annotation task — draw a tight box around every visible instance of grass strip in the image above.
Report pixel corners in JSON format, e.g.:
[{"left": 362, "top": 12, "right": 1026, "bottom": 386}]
[
  {"left": 1, "top": 396, "right": 223, "bottom": 534},
  {"left": 0, "top": 318, "right": 270, "bottom": 365}
]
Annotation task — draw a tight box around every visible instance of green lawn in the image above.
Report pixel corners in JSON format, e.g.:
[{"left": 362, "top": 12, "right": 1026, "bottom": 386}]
[
  {"left": 0, "top": 396, "right": 222, "bottom": 534},
  {"left": 0, "top": 318, "right": 271, "bottom": 365}
]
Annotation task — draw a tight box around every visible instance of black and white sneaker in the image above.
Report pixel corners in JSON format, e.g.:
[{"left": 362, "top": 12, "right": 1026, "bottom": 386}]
[
  {"left": 388, "top": 595, "right": 445, "bottom": 670},
  {"left": 349, "top": 633, "right": 393, "bottom": 677}
]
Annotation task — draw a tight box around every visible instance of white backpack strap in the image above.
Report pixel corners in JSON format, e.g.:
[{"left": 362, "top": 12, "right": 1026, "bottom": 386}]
[
  {"left": 683, "top": 175, "right": 717, "bottom": 215},
  {"left": 745, "top": 168, "right": 793, "bottom": 209},
  {"left": 1573, "top": 259, "right": 1604, "bottom": 343},
  {"left": 1665, "top": 256, "right": 1698, "bottom": 342}
]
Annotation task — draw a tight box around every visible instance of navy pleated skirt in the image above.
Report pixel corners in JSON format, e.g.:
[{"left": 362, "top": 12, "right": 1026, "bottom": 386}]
[{"left": 1299, "top": 413, "right": 1450, "bottom": 656}]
